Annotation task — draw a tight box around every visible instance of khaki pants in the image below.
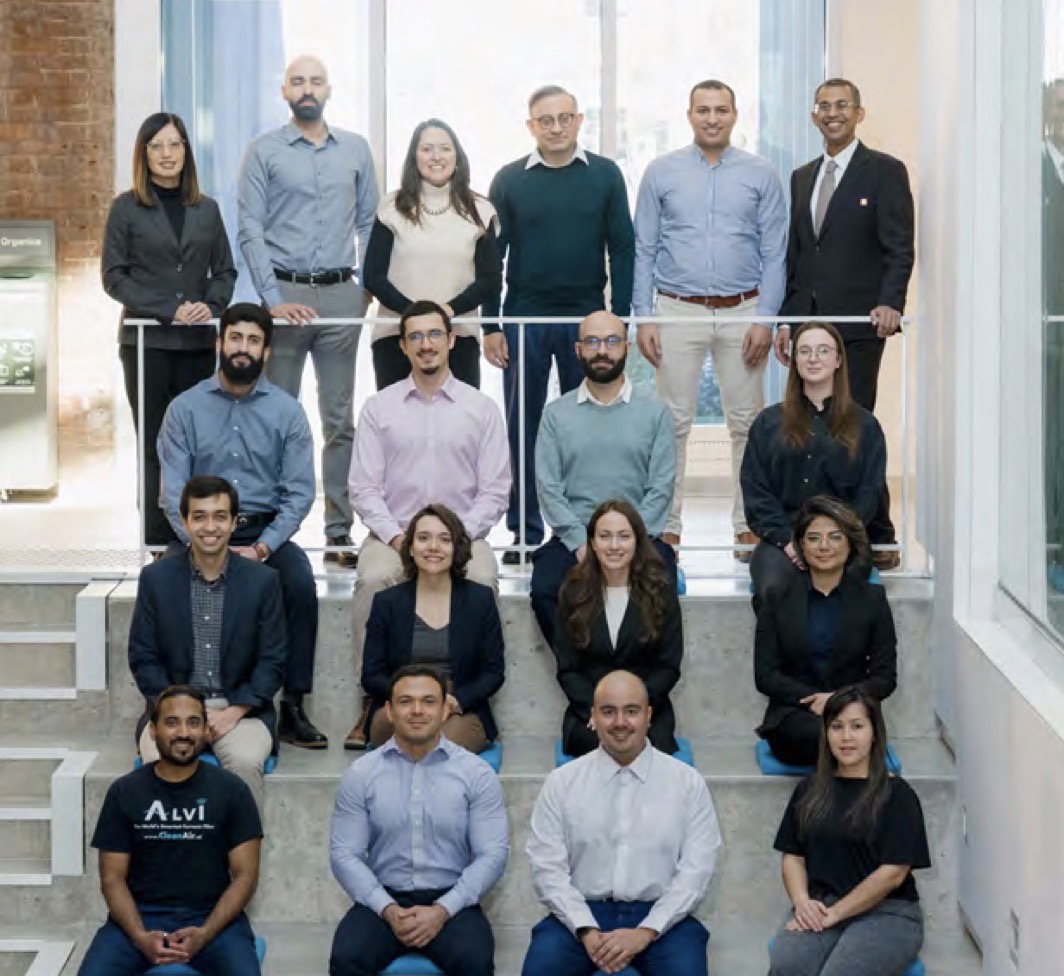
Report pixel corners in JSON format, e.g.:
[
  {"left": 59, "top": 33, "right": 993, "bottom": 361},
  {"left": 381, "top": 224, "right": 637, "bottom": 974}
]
[
  {"left": 139, "top": 715, "right": 272, "bottom": 813},
  {"left": 655, "top": 294, "right": 765, "bottom": 535}
]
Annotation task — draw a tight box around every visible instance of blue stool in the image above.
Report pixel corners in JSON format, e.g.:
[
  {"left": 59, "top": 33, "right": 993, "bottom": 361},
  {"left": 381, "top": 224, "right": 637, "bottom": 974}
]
[
  {"left": 380, "top": 953, "right": 444, "bottom": 975},
  {"left": 767, "top": 937, "right": 923, "bottom": 975},
  {"left": 749, "top": 566, "right": 881, "bottom": 594},
  {"left": 146, "top": 934, "right": 266, "bottom": 974},
  {"left": 676, "top": 565, "right": 687, "bottom": 595},
  {"left": 134, "top": 753, "right": 277, "bottom": 774},
  {"left": 555, "top": 737, "right": 694, "bottom": 767},
  {"left": 755, "top": 738, "right": 902, "bottom": 776}
]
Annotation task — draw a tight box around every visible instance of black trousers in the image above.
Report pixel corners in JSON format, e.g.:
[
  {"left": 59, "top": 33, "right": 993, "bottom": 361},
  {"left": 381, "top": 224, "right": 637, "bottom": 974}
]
[
  {"left": 119, "top": 345, "right": 215, "bottom": 545},
  {"left": 371, "top": 334, "right": 482, "bottom": 390},
  {"left": 329, "top": 887, "right": 494, "bottom": 976},
  {"left": 749, "top": 541, "right": 802, "bottom": 617},
  {"left": 763, "top": 708, "right": 821, "bottom": 767}
]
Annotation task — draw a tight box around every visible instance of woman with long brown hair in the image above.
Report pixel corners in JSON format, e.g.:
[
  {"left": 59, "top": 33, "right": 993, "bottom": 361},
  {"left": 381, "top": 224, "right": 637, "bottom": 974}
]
[
  {"left": 740, "top": 320, "right": 886, "bottom": 610},
  {"left": 552, "top": 499, "right": 682, "bottom": 757}
]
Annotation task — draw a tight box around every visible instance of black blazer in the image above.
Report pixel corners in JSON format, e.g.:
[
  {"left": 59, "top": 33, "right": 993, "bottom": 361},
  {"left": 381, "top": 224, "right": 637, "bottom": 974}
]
[
  {"left": 753, "top": 573, "right": 897, "bottom": 737},
  {"left": 782, "top": 143, "right": 914, "bottom": 339},
  {"left": 128, "top": 551, "right": 286, "bottom": 744},
  {"left": 102, "top": 189, "right": 237, "bottom": 350},
  {"left": 361, "top": 578, "right": 506, "bottom": 741},
  {"left": 553, "top": 586, "right": 683, "bottom": 754}
]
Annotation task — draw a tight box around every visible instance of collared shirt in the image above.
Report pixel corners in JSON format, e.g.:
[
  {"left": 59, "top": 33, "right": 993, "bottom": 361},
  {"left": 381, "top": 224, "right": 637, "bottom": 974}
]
[
  {"left": 810, "top": 138, "right": 861, "bottom": 223},
  {"left": 330, "top": 736, "right": 510, "bottom": 918},
  {"left": 526, "top": 743, "right": 721, "bottom": 936},
  {"left": 348, "top": 373, "right": 510, "bottom": 544},
  {"left": 158, "top": 374, "right": 315, "bottom": 554},
  {"left": 237, "top": 122, "right": 380, "bottom": 307},
  {"left": 188, "top": 555, "right": 227, "bottom": 693},
  {"left": 633, "top": 143, "right": 788, "bottom": 317},
  {"left": 806, "top": 579, "right": 842, "bottom": 682},
  {"left": 576, "top": 375, "right": 633, "bottom": 407},
  {"left": 526, "top": 145, "right": 589, "bottom": 170}
]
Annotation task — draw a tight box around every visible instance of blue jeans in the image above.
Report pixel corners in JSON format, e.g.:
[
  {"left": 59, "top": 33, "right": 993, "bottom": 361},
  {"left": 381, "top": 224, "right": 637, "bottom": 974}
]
[
  {"left": 77, "top": 907, "right": 259, "bottom": 976},
  {"left": 521, "top": 900, "right": 708, "bottom": 976}
]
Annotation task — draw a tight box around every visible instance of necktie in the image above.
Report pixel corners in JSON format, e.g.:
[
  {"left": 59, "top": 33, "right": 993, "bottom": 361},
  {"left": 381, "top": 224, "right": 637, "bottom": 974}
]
[{"left": 814, "top": 159, "right": 837, "bottom": 236}]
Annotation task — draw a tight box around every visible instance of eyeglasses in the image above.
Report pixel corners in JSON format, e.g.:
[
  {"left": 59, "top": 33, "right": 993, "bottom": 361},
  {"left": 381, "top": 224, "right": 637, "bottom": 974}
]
[
  {"left": 813, "top": 100, "right": 856, "bottom": 115},
  {"left": 147, "top": 140, "right": 185, "bottom": 153},
  {"left": 795, "top": 344, "right": 838, "bottom": 360},
  {"left": 579, "top": 335, "right": 625, "bottom": 351},
  {"left": 405, "top": 329, "right": 447, "bottom": 344},
  {"left": 532, "top": 112, "right": 577, "bottom": 130},
  {"left": 803, "top": 531, "right": 846, "bottom": 546}
]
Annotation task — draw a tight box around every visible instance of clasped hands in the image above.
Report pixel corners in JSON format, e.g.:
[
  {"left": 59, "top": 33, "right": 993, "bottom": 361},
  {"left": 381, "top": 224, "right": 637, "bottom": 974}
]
[
  {"left": 382, "top": 902, "right": 449, "bottom": 948},
  {"left": 134, "top": 926, "right": 208, "bottom": 966},
  {"left": 580, "top": 926, "right": 656, "bottom": 973},
  {"left": 786, "top": 897, "right": 839, "bottom": 933}
]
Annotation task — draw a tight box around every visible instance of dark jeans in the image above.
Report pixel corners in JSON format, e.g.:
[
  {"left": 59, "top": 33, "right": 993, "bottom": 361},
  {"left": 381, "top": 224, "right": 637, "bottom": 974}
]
[
  {"left": 502, "top": 320, "right": 585, "bottom": 546},
  {"left": 78, "top": 907, "right": 258, "bottom": 976},
  {"left": 749, "top": 541, "right": 803, "bottom": 617},
  {"left": 763, "top": 708, "right": 821, "bottom": 767},
  {"left": 522, "top": 902, "right": 709, "bottom": 976},
  {"left": 330, "top": 887, "right": 494, "bottom": 976},
  {"left": 530, "top": 536, "right": 678, "bottom": 648},
  {"left": 372, "top": 334, "right": 482, "bottom": 389},
  {"left": 120, "top": 345, "right": 216, "bottom": 546}
]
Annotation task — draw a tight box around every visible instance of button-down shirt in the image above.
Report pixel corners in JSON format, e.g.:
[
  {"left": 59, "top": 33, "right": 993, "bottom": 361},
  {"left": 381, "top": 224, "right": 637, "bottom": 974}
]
[
  {"left": 576, "top": 376, "right": 633, "bottom": 407},
  {"left": 807, "top": 579, "right": 842, "bottom": 682},
  {"left": 526, "top": 145, "right": 589, "bottom": 170},
  {"left": 189, "top": 556, "right": 227, "bottom": 693},
  {"left": 237, "top": 122, "right": 380, "bottom": 307},
  {"left": 527, "top": 743, "right": 721, "bottom": 936},
  {"left": 158, "top": 374, "right": 315, "bottom": 554},
  {"left": 633, "top": 144, "right": 788, "bottom": 318},
  {"left": 348, "top": 373, "right": 510, "bottom": 543},
  {"left": 330, "top": 736, "right": 509, "bottom": 918},
  {"left": 810, "top": 138, "right": 861, "bottom": 224}
]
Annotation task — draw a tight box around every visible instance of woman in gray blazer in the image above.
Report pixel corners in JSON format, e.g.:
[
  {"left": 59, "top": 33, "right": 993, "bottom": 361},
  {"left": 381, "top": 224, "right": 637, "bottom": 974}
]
[{"left": 102, "top": 112, "right": 236, "bottom": 545}]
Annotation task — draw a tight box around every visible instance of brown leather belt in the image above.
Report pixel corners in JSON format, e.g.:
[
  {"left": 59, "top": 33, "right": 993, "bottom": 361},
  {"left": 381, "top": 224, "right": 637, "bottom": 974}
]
[{"left": 659, "top": 287, "right": 759, "bottom": 309}]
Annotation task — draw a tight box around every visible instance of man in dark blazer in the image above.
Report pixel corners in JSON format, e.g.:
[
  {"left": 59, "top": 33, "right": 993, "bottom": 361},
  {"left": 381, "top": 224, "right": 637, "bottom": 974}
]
[
  {"left": 129, "top": 474, "right": 286, "bottom": 811},
  {"left": 778, "top": 78, "right": 915, "bottom": 567}
]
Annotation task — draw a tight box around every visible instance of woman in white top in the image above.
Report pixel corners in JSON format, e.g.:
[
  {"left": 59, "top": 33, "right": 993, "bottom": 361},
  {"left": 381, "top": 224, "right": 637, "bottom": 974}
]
[{"left": 363, "top": 118, "right": 502, "bottom": 388}]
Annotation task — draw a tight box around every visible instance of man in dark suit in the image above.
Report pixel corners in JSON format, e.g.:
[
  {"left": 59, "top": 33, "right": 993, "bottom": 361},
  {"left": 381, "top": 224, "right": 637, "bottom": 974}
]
[
  {"left": 778, "top": 78, "right": 915, "bottom": 568},
  {"left": 129, "top": 475, "right": 286, "bottom": 811}
]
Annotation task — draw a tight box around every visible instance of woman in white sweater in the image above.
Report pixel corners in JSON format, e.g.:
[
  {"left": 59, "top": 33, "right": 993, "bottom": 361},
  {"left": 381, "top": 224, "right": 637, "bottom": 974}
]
[{"left": 363, "top": 118, "right": 502, "bottom": 388}]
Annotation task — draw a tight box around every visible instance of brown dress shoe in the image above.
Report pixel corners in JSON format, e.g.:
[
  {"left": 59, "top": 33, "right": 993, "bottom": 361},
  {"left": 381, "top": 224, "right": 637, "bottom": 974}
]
[
  {"left": 734, "top": 530, "right": 759, "bottom": 563},
  {"left": 324, "top": 535, "right": 359, "bottom": 569},
  {"left": 661, "top": 532, "right": 681, "bottom": 548},
  {"left": 344, "top": 695, "right": 372, "bottom": 751},
  {"left": 872, "top": 548, "right": 902, "bottom": 571}
]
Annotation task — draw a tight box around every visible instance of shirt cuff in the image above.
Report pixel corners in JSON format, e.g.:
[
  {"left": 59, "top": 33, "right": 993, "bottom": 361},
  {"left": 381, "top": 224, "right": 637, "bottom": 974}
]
[
  {"left": 365, "top": 886, "right": 397, "bottom": 917},
  {"left": 435, "top": 888, "right": 468, "bottom": 919},
  {"left": 560, "top": 528, "right": 587, "bottom": 551},
  {"left": 638, "top": 908, "right": 671, "bottom": 936},
  {"left": 261, "top": 284, "right": 284, "bottom": 309},
  {"left": 564, "top": 904, "right": 599, "bottom": 935},
  {"left": 257, "top": 527, "right": 285, "bottom": 554}
]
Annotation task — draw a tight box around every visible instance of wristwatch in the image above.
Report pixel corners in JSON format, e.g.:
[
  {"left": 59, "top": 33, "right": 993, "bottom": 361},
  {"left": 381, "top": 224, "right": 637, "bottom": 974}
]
[{"left": 252, "top": 542, "right": 271, "bottom": 562}]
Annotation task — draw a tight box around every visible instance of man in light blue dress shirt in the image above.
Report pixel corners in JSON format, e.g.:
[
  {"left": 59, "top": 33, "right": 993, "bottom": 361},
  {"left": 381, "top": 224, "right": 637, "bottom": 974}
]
[
  {"left": 633, "top": 79, "right": 788, "bottom": 562},
  {"left": 329, "top": 664, "right": 509, "bottom": 976},
  {"left": 238, "top": 55, "right": 380, "bottom": 567}
]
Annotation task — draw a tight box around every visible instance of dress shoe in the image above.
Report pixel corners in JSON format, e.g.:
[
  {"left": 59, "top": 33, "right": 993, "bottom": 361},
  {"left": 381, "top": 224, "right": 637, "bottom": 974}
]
[
  {"left": 344, "top": 695, "right": 372, "bottom": 751},
  {"left": 279, "top": 697, "right": 328, "bottom": 750},
  {"left": 661, "top": 532, "right": 681, "bottom": 549},
  {"left": 734, "top": 530, "right": 759, "bottom": 564},
  {"left": 324, "top": 535, "right": 359, "bottom": 569},
  {"left": 502, "top": 538, "right": 534, "bottom": 565},
  {"left": 872, "top": 548, "right": 902, "bottom": 571}
]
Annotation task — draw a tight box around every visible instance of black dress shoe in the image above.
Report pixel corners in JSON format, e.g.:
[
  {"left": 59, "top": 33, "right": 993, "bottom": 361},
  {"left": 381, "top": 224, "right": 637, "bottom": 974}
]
[
  {"left": 502, "top": 539, "right": 535, "bottom": 565},
  {"left": 279, "top": 699, "right": 329, "bottom": 750},
  {"left": 324, "top": 535, "right": 359, "bottom": 569}
]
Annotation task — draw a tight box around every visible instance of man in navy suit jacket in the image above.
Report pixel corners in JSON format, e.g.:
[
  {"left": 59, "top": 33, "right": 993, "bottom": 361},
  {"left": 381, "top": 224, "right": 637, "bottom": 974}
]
[{"left": 129, "top": 475, "right": 286, "bottom": 811}]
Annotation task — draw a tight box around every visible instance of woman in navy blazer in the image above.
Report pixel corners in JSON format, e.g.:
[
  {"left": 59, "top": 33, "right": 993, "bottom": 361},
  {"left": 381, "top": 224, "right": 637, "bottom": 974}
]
[
  {"left": 361, "top": 503, "right": 505, "bottom": 752},
  {"left": 553, "top": 499, "right": 683, "bottom": 757},
  {"left": 102, "top": 112, "right": 236, "bottom": 546},
  {"left": 755, "top": 496, "right": 897, "bottom": 766}
]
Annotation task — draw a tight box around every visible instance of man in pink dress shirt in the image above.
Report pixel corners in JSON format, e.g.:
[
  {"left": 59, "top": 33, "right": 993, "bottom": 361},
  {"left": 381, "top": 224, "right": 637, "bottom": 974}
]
[{"left": 345, "top": 300, "right": 510, "bottom": 748}]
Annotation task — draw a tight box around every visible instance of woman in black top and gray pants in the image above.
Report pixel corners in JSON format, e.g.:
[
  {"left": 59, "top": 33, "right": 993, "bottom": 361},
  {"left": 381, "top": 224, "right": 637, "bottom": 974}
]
[{"left": 102, "top": 112, "right": 236, "bottom": 545}]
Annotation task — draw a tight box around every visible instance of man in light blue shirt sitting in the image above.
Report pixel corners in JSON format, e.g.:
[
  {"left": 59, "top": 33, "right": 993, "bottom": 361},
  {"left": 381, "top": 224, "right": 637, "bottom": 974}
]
[
  {"left": 633, "top": 79, "right": 788, "bottom": 563},
  {"left": 329, "top": 664, "right": 509, "bottom": 976}
]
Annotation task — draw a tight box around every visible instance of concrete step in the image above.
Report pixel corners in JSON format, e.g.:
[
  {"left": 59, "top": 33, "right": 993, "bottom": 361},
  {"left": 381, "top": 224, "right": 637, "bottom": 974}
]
[
  {"left": 0, "top": 758, "right": 58, "bottom": 806},
  {"left": 0, "top": 632, "right": 76, "bottom": 690},
  {"left": 0, "top": 585, "right": 81, "bottom": 630},
  {"left": 0, "top": 858, "right": 51, "bottom": 887},
  {"left": 0, "top": 821, "right": 50, "bottom": 864},
  {"left": 0, "top": 934, "right": 74, "bottom": 976},
  {"left": 0, "top": 693, "right": 111, "bottom": 735}
]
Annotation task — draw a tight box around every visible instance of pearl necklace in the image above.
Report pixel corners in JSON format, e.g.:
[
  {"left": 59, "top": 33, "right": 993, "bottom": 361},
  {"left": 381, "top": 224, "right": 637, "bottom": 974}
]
[{"left": 420, "top": 198, "right": 452, "bottom": 217}]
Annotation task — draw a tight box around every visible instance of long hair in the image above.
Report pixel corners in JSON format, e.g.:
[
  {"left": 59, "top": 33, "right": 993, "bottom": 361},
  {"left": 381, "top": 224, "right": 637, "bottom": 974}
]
[
  {"left": 560, "top": 499, "right": 672, "bottom": 649},
  {"left": 793, "top": 495, "right": 872, "bottom": 578},
  {"left": 395, "top": 119, "right": 484, "bottom": 228},
  {"left": 131, "top": 112, "right": 201, "bottom": 207},
  {"left": 780, "top": 321, "right": 861, "bottom": 459},
  {"left": 399, "top": 503, "right": 472, "bottom": 581},
  {"left": 797, "top": 686, "right": 892, "bottom": 839}
]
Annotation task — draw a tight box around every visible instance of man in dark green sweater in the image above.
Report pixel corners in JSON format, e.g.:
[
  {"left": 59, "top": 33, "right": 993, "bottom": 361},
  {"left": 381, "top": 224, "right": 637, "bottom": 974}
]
[{"left": 483, "top": 85, "right": 635, "bottom": 564}]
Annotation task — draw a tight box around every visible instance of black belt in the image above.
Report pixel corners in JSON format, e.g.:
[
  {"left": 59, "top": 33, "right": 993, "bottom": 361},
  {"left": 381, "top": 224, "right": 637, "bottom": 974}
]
[
  {"left": 235, "top": 511, "right": 277, "bottom": 530},
  {"left": 274, "top": 267, "right": 353, "bottom": 286}
]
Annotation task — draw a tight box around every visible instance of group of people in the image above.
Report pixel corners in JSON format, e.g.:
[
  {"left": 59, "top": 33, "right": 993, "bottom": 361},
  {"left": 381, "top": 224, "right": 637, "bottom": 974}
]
[{"left": 92, "top": 49, "right": 927, "bottom": 976}]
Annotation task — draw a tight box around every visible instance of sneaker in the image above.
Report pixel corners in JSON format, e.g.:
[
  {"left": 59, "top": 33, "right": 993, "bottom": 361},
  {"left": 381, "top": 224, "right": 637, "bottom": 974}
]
[{"left": 324, "top": 534, "right": 358, "bottom": 569}]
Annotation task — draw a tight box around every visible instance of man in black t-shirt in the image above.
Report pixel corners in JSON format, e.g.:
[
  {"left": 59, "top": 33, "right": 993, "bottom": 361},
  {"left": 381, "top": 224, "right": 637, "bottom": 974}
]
[{"left": 78, "top": 686, "right": 263, "bottom": 976}]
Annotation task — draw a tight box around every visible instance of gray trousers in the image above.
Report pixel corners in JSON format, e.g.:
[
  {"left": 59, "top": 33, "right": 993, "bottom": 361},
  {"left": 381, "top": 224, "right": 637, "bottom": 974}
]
[
  {"left": 769, "top": 898, "right": 923, "bottom": 976},
  {"left": 266, "top": 279, "right": 369, "bottom": 539}
]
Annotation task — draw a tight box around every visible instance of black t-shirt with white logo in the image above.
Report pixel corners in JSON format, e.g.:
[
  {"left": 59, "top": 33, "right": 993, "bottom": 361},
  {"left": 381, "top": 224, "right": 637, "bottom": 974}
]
[{"left": 92, "top": 762, "right": 262, "bottom": 910}]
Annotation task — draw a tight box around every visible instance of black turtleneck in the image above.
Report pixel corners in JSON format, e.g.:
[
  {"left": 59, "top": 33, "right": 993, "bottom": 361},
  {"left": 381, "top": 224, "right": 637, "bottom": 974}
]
[{"left": 152, "top": 182, "right": 185, "bottom": 242}]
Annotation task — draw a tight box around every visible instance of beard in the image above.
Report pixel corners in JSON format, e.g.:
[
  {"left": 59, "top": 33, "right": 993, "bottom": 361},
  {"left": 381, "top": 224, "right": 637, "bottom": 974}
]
[
  {"left": 289, "top": 97, "right": 323, "bottom": 122},
  {"left": 579, "top": 352, "right": 627, "bottom": 384},
  {"left": 220, "top": 350, "right": 265, "bottom": 385},
  {"left": 157, "top": 737, "right": 202, "bottom": 766}
]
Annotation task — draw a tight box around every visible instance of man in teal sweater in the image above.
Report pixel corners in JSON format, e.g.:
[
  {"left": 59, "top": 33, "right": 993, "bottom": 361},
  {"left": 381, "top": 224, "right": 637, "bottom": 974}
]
[
  {"left": 483, "top": 85, "right": 635, "bottom": 564},
  {"left": 530, "top": 311, "right": 676, "bottom": 647}
]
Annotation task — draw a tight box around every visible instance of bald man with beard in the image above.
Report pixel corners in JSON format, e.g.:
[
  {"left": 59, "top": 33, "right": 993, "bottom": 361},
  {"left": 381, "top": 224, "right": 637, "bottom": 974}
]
[{"left": 238, "top": 55, "right": 379, "bottom": 569}]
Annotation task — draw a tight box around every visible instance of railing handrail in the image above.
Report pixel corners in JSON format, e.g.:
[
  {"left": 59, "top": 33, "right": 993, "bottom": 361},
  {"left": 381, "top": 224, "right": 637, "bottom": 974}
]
[{"left": 122, "top": 314, "right": 920, "bottom": 326}]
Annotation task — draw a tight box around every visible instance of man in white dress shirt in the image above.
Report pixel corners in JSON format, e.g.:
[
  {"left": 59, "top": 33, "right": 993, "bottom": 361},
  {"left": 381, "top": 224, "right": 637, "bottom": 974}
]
[{"left": 523, "top": 670, "right": 721, "bottom": 976}]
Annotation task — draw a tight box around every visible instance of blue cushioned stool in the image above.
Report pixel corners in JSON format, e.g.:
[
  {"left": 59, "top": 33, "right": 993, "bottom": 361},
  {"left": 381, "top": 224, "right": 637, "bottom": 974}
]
[
  {"left": 767, "top": 937, "right": 923, "bottom": 975},
  {"left": 134, "top": 753, "right": 277, "bottom": 774},
  {"left": 755, "top": 738, "right": 901, "bottom": 776},
  {"left": 145, "top": 934, "right": 266, "bottom": 974},
  {"left": 380, "top": 953, "right": 444, "bottom": 975},
  {"left": 676, "top": 565, "right": 687, "bottom": 595},
  {"left": 555, "top": 737, "right": 694, "bottom": 767}
]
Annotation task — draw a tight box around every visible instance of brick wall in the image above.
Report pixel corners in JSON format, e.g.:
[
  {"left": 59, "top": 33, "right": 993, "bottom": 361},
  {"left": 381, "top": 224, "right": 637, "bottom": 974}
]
[{"left": 0, "top": 0, "right": 116, "bottom": 438}]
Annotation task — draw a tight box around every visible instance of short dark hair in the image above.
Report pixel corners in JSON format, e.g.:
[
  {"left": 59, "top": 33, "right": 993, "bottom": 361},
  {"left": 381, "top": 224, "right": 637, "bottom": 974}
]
[
  {"left": 387, "top": 664, "right": 448, "bottom": 703},
  {"left": 689, "top": 79, "right": 736, "bottom": 109},
  {"left": 150, "top": 684, "right": 207, "bottom": 724},
  {"left": 399, "top": 503, "right": 473, "bottom": 580},
  {"left": 219, "top": 302, "right": 274, "bottom": 347},
  {"left": 399, "top": 300, "right": 452, "bottom": 339},
  {"left": 793, "top": 495, "right": 872, "bottom": 575},
  {"left": 815, "top": 77, "right": 862, "bottom": 108},
  {"left": 179, "top": 475, "right": 239, "bottom": 520},
  {"left": 528, "top": 84, "right": 577, "bottom": 113}
]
